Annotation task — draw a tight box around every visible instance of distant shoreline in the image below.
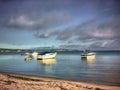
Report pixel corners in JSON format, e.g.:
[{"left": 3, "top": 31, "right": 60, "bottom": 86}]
[
  {"left": 0, "top": 72, "right": 120, "bottom": 90},
  {"left": 0, "top": 47, "right": 120, "bottom": 53}
]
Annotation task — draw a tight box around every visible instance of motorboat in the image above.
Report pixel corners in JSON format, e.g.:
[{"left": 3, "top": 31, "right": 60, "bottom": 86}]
[
  {"left": 24, "top": 56, "right": 32, "bottom": 61},
  {"left": 81, "top": 50, "right": 96, "bottom": 60},
  {"left": 37, "top": 52, "right": 57, "bottom": 60},
  {"left": 25, "top": 52, "right": 32, "bottom": 56}
]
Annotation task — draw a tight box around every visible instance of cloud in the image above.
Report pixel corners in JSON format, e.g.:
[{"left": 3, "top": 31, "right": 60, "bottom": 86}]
[
  {"left": 0, "top": 0, "right": 120, "bottom": 50},
  {"left": 0, "top": 0, "right": 73, "bottom": 29},
  {"left": 90, "top": 16, "right": 120, "bottom": 38},
  {"left": 37, "top": 29, "right": 59, "bottom": 38},
  {"left": 38, "top": 15, "right": 120, "bottom": 40},
  {"left": 109, "top": 39, "right": 120, "bottom": 49},
  {"left": 37, "top": 15, "right": 120, "bottom": 50},
  {"left": 59, "top": 39, "right": 120, "bottom": 50},
  {"left": 87, "top": 39, "right": 120, "bottom": 50},
  {"left": 1, "top": 10, "right": 71, "bottom": 29},
  {"left": 7, "top": 15, "right": 35, "bottom": 28},
  {"left": 37, "top": 16, "right": 98, "bottom": 39},
  {"left": 73, "top": 15, "right": 120, "bottom": 41}
]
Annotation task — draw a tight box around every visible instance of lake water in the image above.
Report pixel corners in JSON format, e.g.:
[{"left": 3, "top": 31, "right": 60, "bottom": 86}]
[{"left": 0, "top": 51, "right": 120, "bottom": 85}]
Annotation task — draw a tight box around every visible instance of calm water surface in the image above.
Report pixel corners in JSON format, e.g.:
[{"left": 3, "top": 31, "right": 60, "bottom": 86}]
[{"left": 0, "top": 51, "right": 120, "bottom": 85}]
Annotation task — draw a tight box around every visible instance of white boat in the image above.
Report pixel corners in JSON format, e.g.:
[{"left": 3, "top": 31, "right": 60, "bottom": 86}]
[
  {"left": 32, "top": 51, "right": 38, "bottom": 57},
  {"left": 24, "top": 56, "right": 32, "bottom": 61},
  {"left": 81, "top": 50, "right": 96, "bottom": 60},
  {"left": 37, "top": 52, "right": 57, "bottom": 60},
  {"left": 25, "top": 52, "right": 32, "bottom": 56}
]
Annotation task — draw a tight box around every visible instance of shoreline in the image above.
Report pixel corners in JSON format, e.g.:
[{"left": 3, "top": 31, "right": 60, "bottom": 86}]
[
  {"left": 0, "top": 72, "right": 119, "bottom": 86},
  {"left": 0, "top": 72, "right": 120, "bottom": 90}
]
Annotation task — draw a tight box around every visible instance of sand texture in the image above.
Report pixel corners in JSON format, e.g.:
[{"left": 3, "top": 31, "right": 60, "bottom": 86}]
[{"left": 0, "top": 73, "right": 120, "bottom": 90}]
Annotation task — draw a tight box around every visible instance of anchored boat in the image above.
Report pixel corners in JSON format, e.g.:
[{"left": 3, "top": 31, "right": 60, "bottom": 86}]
[
  {"left": 37, "top": 52, "right": 57, "bottom": 60},
  {"left": 81, "top": 50, "right": 96, "bottom": 60}
]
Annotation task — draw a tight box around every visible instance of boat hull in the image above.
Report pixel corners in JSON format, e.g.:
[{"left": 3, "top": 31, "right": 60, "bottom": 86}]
[
  {"left": 37, "top": 59, "right": 56, "bottom": 65},
  {"left": 81, "top": 55, "right": 95, "bottom": 60}
]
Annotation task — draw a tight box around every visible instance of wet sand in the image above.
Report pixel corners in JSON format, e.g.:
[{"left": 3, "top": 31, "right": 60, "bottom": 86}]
[{"left": 0, "top": 72, "right": 120, "bottom": 90}]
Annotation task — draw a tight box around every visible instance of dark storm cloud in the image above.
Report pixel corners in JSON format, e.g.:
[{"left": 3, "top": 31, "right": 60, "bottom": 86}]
[
  {"left": 37, "top": 15, "right": 120, "bottom": 50},
  {"left": 0, "top": 0, "right": 119, "bottom": 30},
  {"left": 37, "top": 30, "right": 59, "bottom": 38},
  {"left": 37, "top": 28, "right": 74, "bottom": 40},
  {"left": 0, "top": 0, "right": 120, "bottom": 49},
  {"left": 74, "top": 15, "right": 120, "bottom": 40},
  {"left": 2, "top": 10, "right": 71, "bottom": 29},
  {"left": 0, "top": 0, "right": 73, "bottom": 29},
  {"left": 87, "top": 39, "right": 120, "bottom": 50},
  {"left": 109, "top": 39, "right": 120, "bottom": 49},
  {"left": 38, "top": 15, "right": 120, "bottom": 40},
  {"left": 59, "top": 39, "right": 120, "bottom": 50},
  {"left": 37, "top": 16, "right": 98, "bottom": 40},
  {"left": 85, "top": 15, "right": 120, "bottom": 39}
]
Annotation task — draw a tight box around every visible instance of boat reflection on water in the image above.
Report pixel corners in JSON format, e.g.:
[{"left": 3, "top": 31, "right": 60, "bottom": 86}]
[
  {"left": 37, "top": 59, "right": 56, "bottom": 74},
  {"left": 37, "top": 58, "right": 56, "bottom": 65}
]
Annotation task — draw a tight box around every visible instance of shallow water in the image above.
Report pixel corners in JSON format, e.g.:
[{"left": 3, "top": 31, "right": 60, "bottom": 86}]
[{"left": 0, "top": 51, "right": 120, "bottom": 85}]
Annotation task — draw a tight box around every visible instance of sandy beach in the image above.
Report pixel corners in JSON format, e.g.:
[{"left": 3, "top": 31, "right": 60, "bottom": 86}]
[{"left": 0, "top": 72, "right": 119, "bottom": 90}]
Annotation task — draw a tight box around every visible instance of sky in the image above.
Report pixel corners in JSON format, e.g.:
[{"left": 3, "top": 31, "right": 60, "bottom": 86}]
[{"left": 0, "top": 0, "right": 120, "bottom": 50}]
